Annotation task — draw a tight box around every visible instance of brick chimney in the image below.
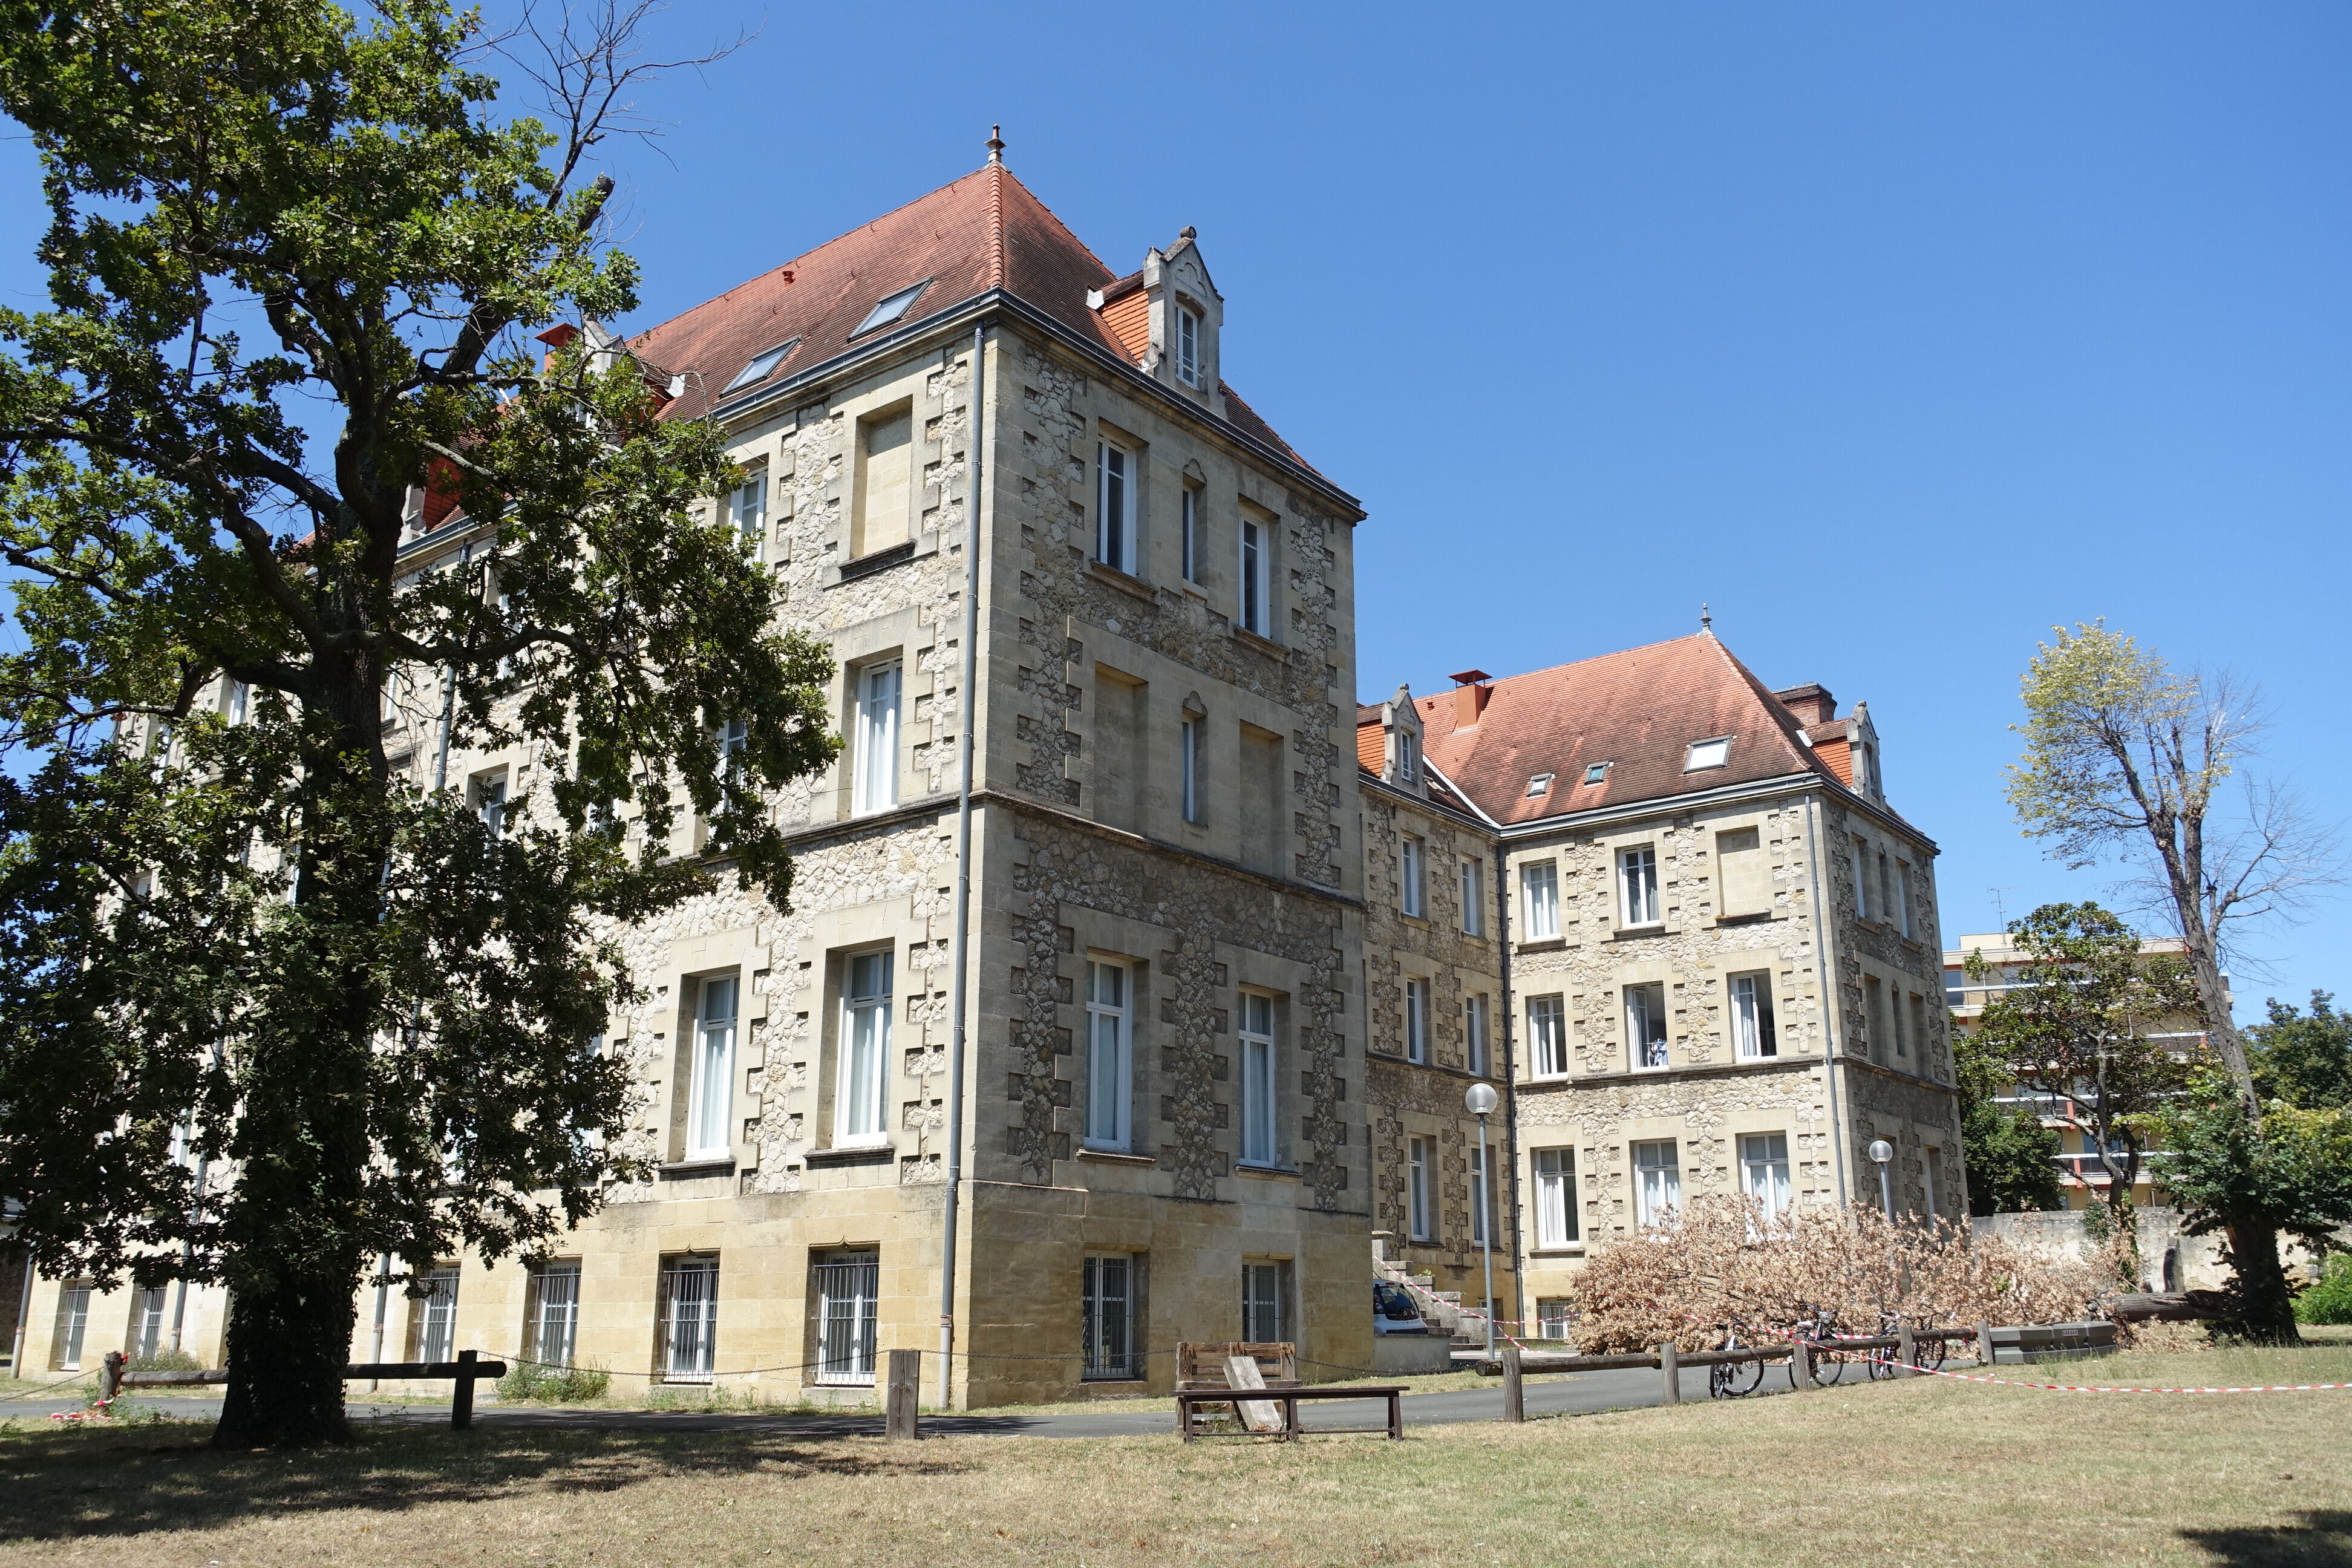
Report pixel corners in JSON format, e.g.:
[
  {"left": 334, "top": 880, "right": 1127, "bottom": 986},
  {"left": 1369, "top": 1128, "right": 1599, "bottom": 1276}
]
[
  {"left": 1448, "top": 669, "right": 1492, "bottom": 731},
  {"left": 1772, "top": 683, "right": 1835, "bottom": 728}
]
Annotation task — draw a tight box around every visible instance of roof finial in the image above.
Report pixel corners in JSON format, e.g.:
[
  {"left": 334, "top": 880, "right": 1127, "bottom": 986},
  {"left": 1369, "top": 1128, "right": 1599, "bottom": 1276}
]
[
  {"left": 1700, "top": 601, "right": 1713, "bottom": 634},
  {"left": 986, "top": 125, "right": 1005, "bottom": 166}
]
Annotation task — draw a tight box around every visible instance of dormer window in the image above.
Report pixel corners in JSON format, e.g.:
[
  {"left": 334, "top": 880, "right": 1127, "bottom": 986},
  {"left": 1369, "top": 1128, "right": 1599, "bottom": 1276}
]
[
  {"left": 1525, "top": 773, "right": 1553, "bottom": 797},
  {"left": 852, "top": 281, "right": 930, "bottom": 337},
  {"left": 724, "top": 339, "right": 799, "bottom": 393},
  {"left": 1397, "top": 732, "right": 1420, "bottom": 784},
  {"left": 1175, "top": 305, "right": 1202, "bottom": 387},
  {"left": 1684, "top": 737, "right": 1731, "bottom": 772},
  {"left": 1582, "top": 762, "right": 1610, "bottom": 786}
]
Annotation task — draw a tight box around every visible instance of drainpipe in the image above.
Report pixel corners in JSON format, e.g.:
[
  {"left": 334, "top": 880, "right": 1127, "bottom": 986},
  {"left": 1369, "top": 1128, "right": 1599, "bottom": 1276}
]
[
  {"left": 936, "top": 324, "right": 988, "bottom": 1411},
  {"left": 1803, "top": 792, "right": 1851, "bottom": 1207},
  {"left": 1493, "top": 840, "right": 1524, "bottom": 1336}
]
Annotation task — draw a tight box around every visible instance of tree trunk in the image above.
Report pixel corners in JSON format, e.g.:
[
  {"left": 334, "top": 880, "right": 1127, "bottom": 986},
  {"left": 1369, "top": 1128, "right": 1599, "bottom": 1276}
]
[{"left": 2220, "top": 1217, "right": 2301, "bottom": 1344}]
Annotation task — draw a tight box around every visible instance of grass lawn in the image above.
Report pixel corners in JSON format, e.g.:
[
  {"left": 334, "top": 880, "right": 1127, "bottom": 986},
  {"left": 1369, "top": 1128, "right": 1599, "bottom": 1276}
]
[{"left": 1, "top": 1340, "right": 2348, "bottom": 1566}]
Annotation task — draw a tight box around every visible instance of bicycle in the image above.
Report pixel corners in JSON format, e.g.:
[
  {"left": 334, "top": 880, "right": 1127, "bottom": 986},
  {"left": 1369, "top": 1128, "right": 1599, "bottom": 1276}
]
[
  {"left": 1792, "top": 1306, "right": 1850, "bottom": 1387},
  {"left": 1866, "top": 1313, "right": 1901, "bottom": 1381},
  {"left": 1707, "top": 1322, "right": 1766, "bottom": 1400}
]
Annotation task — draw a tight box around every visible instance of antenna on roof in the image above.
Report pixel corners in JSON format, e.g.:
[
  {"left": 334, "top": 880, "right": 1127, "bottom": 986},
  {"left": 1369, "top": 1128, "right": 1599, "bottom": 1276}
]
[
  {"left": 1700, "top": 602, "right": 1713, "bottom": 635},
  {"left": 987, "top": 125, "right": 1005, "bottom": 166}
]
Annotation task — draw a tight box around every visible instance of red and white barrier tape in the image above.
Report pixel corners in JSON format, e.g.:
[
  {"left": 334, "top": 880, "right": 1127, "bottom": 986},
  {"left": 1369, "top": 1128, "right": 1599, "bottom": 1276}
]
[{"left": 1854, "top": 1350, "right": 2352, "bottom": 1396}]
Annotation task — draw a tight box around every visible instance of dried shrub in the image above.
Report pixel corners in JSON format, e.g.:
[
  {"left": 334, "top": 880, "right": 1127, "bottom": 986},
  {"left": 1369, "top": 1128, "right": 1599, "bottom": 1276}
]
[{"left": 1564, "top": 1195, "right": 2129, "bottom": 1351}]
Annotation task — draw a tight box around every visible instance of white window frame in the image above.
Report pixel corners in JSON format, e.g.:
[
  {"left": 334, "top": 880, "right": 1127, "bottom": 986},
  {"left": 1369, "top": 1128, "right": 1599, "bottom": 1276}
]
[
  {"left": 1464, "top": 993, "right": 1490, "bottom": 1077},
  {"left": 1460, "top": 858, "right": 1484, "bottom": 936},
  {"left": 1238, "top": 517, "right": 1268, "bottom": 637},
  {"left": 1403, "top": 976, "right": 1429, "bottom": 1064},
  {"left": 851, "top": 661, "right": 901, "bottom": 816},
  {"left": 1399, "top": 834, "right": 1425, "bottom": 917},
  {"left": 1633, "top": 1139, "right": 1682, "bottom": 1228},
  {"left": 51, "top": 1282, "right": 91, "bottom": 1371},
  {"left": 1096, "top": 439, "right": 1134, "bottom": 573},
  {"left": 837, "top": 950, "right": 893, "bottom": 1148},
  {"left": 811, "top": 1250, "right": 876, "bottom": 1385},
  {"left": 412, "top": 1263, "right": 460, "bottom": 1364},
  {"left": 1180, "top": 485, "right": 1201, "bottom": 582},
  {"left": 659, "top": 1255, "right": 720, "bottom": 1382},
  {"left": 1740, "top": 1132, "right": 1792, "bottom": 1221},
  {"left": 1175, "top": 304, "right": 1202, "bottom": 387},
  {"left": 1923, "top": 1146, "right": 1941, "bottom": 1217},
  {"left": 690, "top": 974, "right": 740, "bottom": 1158},
  {"left": 1408, "top": 1135, "right": 1434, "bottom": 1240},
  {"left": 1537, "top": 1298, "right": 1575, "bottom": 1341},
  {"left": 527, "top": 1261, "right": 583, "bottom": 1367},
  {"left": 1082, "top": 1254, "right": 1140, "bottom": 1380},
  {"left": 223, "top": 678, "right": 249, "bottom": 726},
  {"left": 1534, "top": 1147, "right": 1576, "bottom": 1247},
  {"left": 1527, "top": 995, "right": 1569, "bottom": 1078},
  {"left": 1180, "top": 716, "right": 1203, "bottom": 823},
  {"left": 129, "top": 1285, "right": 166, "bottom": 1361},
  {"left": 1684, "top": 736, "right": 1730, "bottom": 772},
  {"left": 731, "top": 472, "right": 766, "bottom": 558},
  {"left": 1730, "top": 972, "right": 1778, "bottom": 1059},
  {"left": 1618, "top": 845, "right": 1661, "bottom": 927},
  {"left": 1238, "top": 991, "right": 1278, "bottom": 1168},
  {"left": 474, "top": 769, "right": 508, "bottom": 837},
  {"left": 1520, "top": 862, "right": 1560, "bottom": 941},
  {"left": 1241, "top": 1260, "right": 1289, "bottom": 1344},
  {"left": 1627, "top": 982, "right": 1668, "bottom": 1070},
  {"left": 1083, "top": 959, "right": 1133, "bottom": 1151}
]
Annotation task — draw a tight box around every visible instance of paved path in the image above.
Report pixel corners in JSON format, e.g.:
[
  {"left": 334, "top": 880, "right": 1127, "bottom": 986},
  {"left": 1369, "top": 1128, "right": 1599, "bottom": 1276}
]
[{"left": 2, "top": 1364, "right": 1808, "bottom": 1439}]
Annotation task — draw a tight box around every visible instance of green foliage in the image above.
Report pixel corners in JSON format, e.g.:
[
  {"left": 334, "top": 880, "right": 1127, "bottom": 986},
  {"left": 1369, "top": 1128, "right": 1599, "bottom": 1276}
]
[
  {"left": 495, "top": 1359, "right": 610, "bottom": 1403},
  {"left": 126, "top": 1347, "right": 203, "bottom": 1373},
  {"left": 0, "top": 1, "right": 837, "bottom": 1442},
  {"left": 2295, "top": 1255, "right": 2352, "bottom": 1326},
  {"left": 1954, "top": 1025, "right": 2065, "bottom": 1214},
  {"left": 2249, "top": 991, "right": 2352, "bottom": 1111}
]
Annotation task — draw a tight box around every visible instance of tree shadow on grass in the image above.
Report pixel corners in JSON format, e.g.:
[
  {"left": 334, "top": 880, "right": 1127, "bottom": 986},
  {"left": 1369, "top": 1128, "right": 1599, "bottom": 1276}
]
[
  {"left": 2183, "top": 1511, "right": 2352, "bottom": 1567},
  {"left": 0, "top": 1420, "right": 976, "bottom": 1543}
]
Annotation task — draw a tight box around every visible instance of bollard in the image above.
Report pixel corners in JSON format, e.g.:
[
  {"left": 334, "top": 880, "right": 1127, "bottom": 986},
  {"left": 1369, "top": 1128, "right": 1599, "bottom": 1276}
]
[
  {"left": 99, "top": 1350, "right": 126, "bottom": 1405},
  {"left": 1792, "top": 1338, "right": 1816, "bottom": 1390},
  {"left": 886, "top": 1348, "right": 921, "bottom": 1440},
  {"left": 1898, "top": 1324, "right": 1916, "bottom": 1379},
  {"left": 1658, "top": 1342, "right": 1680, "bottom": 1405},
  {"left": 452, "top": 1348, "right": 477, "bottom": 1431},
  {"left": 1976, "top": 1321, "right": 1996, "bottom": 1367},
  {"left": 1501, "top": 1344, "right": 1525, "bottom": 1423}
]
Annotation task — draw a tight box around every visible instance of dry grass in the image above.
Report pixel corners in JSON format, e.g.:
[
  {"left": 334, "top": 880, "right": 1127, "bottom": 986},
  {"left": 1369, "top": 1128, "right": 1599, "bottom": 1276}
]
[{"left": 0, "top": 1341, "right": 2347, "bottom": 1567}]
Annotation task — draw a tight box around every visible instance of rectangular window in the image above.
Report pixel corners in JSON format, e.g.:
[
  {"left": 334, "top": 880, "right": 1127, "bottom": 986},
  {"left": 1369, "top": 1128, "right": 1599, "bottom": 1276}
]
[
  {"left": 1408, "top": 1137, "right": 1434, "bottom": 1241},
  {"left": 1851, "top": 837, "right": 1871, "bottom": 921},
  {"left": 1716, "top": 826, "right": 1767, "bottom": 918},
  {"left": 128, "top": 1286, "right": 167, "bottom": 1362},
  {"left": 1865, "top": 974, "right": 1887, "bottom": 1061},
  {"left": 1239, "top": 993, "right": 1278, "bottom": 1167},
  {"left": 1241, "top": 1261, "right": 1289, "bottom": 1344},
  {"left": 1180, "top": 716, "right": 1203, "bottom": 823},
  {"left": 1910, "top": 992, "right": 1929, "bottom": 1063},
  {"left": 838, "top": 950, "right": 892, "bottom": 1146},
  {"left": 1891, "top": 984, "right": 1909, "bottom": 1057},
  {"left": 1618, "top": 846, "right": 1660, "bottom": 926},
  {"left": 1741, "top": 1132, "right": 1792, "bottom": 1220},
  {"left": 1684, "top": 736, "right": 1730, "bottom": 771},
  {"left": 1238, "top": 518, "right": 1267, "bottom": 636},
  {"left": 689, "top": 974, "right": 738, "bottom": 1159},
  {"left": 1403, "top": 976, "right": 1429, "bottom": 1064},
  {"left": 657, "top": 1256, "right": 719, "bottom": 1383},
  {"left": 1085, "top": 960, "right": 1132, "bottom": 1151},
  {"left": 223, "top": 679, "right": 249, "bottom": 726},
  {"left": 852, "top": 661, "right": 901, "bottom": 815},
  {"left": 1470, "top": 1143, "right": 1491, "bottom": 1246},
  {"left": 408, "top": 1263, "right": 460, "bottom": 1364},
  {"left": 1730, "top": 972, "right": 1778, "bottom": 1059},
  {"left": 1633, "top": 1139, "right": 1681, "bottom": 1227},
  {"left": 1627, "top": 982, "right": 1668, "bottom": 1070},
  {"left": 1180, "top": 485, "right": 1202, "bottom": 583},
  {"left": 50, "top": 1282, "right": 92, "bottom": 1371},
  {"left": 526, "top": 1261, "right": 582, "bottom": 1367},
  {"left": 1520, "top": 862, "right": 1560, "bottom": 941},
  {"left": 1464, "top": 993, "right": 1491, "bottom": 1077},
  {"left": 1460, "top": 858, "right": 1485, "bottom": 936},
  {"left": 1924, "top": 1146, "right": 1942, "bottom": 1217},
  {"left": 1082, "top": 1255, "right": 1140, "bottom": 1379},
  {"left": 1096, "top": 440, "right": 1134, "bottom": 573},
  {"left": 473, "top": 770, "right": 508, "bottom": 837},
  {"left": 732, "top": 472, "right": 766, "bottom": 558},
  {"left": 1399, "top": 834, "right": 1424, "bottom": 917},
  {"left": 1527, "top": 995, "right": 1569, "bottom": 1077},
  {"left": 854, "top": 407, "right": 913, "bottom": 556},
  {"left": 1175, "top": 305, "right": 1202, "bottom": 387},
  {"left": 1877, "top": 851, "right": 1894, "bottom": 932},
  {"left": 812, "top": 1250, "right": 877, "bottom": 1385},
  {"left": 1534, "top": 1148, "right": 1578, "bottom": 1247},
  {"left": 714, "top": 717, "right": 749, "bottom": 816},
  {"left": 1537, "top": 1299, "right": 1575, "bottom": 1341},
  {"left": 1895, "top": 860, "right": 1913, "bottom": 939}
]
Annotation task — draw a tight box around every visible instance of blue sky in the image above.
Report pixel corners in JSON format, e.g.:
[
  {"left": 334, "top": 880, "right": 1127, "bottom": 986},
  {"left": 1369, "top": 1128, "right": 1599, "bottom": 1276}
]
[{"left": 4, "top": 2, "right": 2346, "bottom": 1018}]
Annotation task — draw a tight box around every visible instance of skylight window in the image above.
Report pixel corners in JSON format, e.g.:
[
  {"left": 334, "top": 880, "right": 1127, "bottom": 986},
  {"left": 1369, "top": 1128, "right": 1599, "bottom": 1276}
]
[
  {"left": 1583, "top": 762, "right": 1611, "bottom": 786},
  {"left": 1684, "top": 737, "right": 1731, "bottom": 772},
  {"left": 1525, "top": 773, "right": 1553, "bottom": 797},
  {"left": 723, "top": 339, "right": 799, "bottom": 393},
  {"left": 852, "top": 280, "right": 932, "bottom": 337}
]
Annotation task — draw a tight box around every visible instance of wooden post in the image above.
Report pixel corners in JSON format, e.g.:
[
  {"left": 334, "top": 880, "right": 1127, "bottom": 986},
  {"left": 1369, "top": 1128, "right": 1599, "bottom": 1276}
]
[
  {"left": 1976, "top": 1321, "right": 1996, "bottom": 1366},
  {"left": 1658, "top": 1343, "right": 1680, "bottom": 1405},
  {"left": 452, "top": 1348, "right": 477, "bottom": 1430},
  {"left": 1897, "top": 1324, "right": 1916, "bottom": 1378},
  {"left": 1792, "top": 1338, "right": 1816, "bottom": 1390},
  {"left": 886, "top": 1348, "right": 921, "bottom": 1440},
  {"left": 1501, "top": 1343, "right": 1525, "bottom": 1423},
  {"left": 99, "top": 1350, "right": 125, "bottom": 1405}
]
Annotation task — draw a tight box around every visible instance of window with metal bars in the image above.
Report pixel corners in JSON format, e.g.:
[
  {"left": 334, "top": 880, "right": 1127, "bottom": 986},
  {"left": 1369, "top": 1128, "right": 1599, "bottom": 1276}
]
[
  {"left": 658, "top": 1256, "right": 719, "bottom": 1383},
  {"left": 1082, "top": 1255, "right": 1140, "bottom": 1379},
  {"left": 526, "top": 1262, "right": 581, "bottom": 1367},
  {"left": 812, "top": 1251, "right": 878, "bottom": 1385},
  {"left": 408, "top": 1263, "right": 460, "bottom": 1364},
  {"left": 1241, "top": 1260, "right": 1289, "bottom": 1345}
]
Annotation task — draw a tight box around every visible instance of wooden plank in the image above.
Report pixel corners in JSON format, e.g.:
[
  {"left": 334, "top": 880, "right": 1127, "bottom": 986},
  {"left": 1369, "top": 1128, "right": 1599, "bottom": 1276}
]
[
  {"left": 345, "top": 1361, "right": 508, "bottom": 1380},
  {"left": 1224, "top": 1354, "right": 1284, "bottom": 1434},
  {"left": 122, "top": 1370, "right": 231, "bottom": 1387},
  {"left": 886, "top": 1348, "right": 920, "bottom": 1440}
]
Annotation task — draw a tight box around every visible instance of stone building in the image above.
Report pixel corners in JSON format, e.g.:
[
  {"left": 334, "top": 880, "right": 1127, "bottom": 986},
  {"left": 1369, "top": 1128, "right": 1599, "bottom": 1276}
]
[{"left": 1361, "top": 635, "right": 1964, "bottom": 1339}]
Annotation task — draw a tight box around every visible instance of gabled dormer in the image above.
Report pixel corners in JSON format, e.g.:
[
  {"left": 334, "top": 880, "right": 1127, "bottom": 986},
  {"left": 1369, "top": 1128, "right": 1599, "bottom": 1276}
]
[
  {"left": 1380, "top": 683, "right": 1426, "bottom": 797},
  {"left": 1089, "top": 227, "right": 1224, "bottom": 419}
]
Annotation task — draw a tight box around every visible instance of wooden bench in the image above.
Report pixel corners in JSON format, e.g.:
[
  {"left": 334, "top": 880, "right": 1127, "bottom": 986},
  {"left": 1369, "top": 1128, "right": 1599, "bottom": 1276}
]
[
  {"left": 1174, "top": 1382, "right": 1410, "bottom": 1442},
  {"left": 1172, "top": 1342, "right": 1406, "bottom": 1442}
]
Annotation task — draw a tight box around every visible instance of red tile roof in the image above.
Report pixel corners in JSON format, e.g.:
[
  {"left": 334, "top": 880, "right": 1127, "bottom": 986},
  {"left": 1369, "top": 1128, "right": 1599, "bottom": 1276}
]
[
  {"left": 1408, "top": 635, "right": 1848, "bottom": 826},
  {"left": 619, "top": 162, "right": 1315, "bottom": 473}
]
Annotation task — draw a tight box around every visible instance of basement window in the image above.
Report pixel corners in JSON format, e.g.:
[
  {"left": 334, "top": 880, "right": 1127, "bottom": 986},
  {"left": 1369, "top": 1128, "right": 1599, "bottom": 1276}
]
[
  {"left": 723, "top": 339, "right": 800, "bottom": 393},
  {"left": 1684, "top": 737, "right": 1731, "bottom": 772},
  {"left": 852, "top": 281, "right": 932, "bottom": 337},
  {"left": 1524, "top": 773, "right": 1553, "bottom": 797}
]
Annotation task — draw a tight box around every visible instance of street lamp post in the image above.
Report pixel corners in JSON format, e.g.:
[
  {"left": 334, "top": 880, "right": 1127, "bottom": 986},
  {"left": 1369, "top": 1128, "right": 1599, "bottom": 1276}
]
[
  {"left": 1466, "top": 1082, "right": 1501, "bottom": 1356},
  {"left": 1867, "top": 1138, "right": 1895, "bottom": 1221}
]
